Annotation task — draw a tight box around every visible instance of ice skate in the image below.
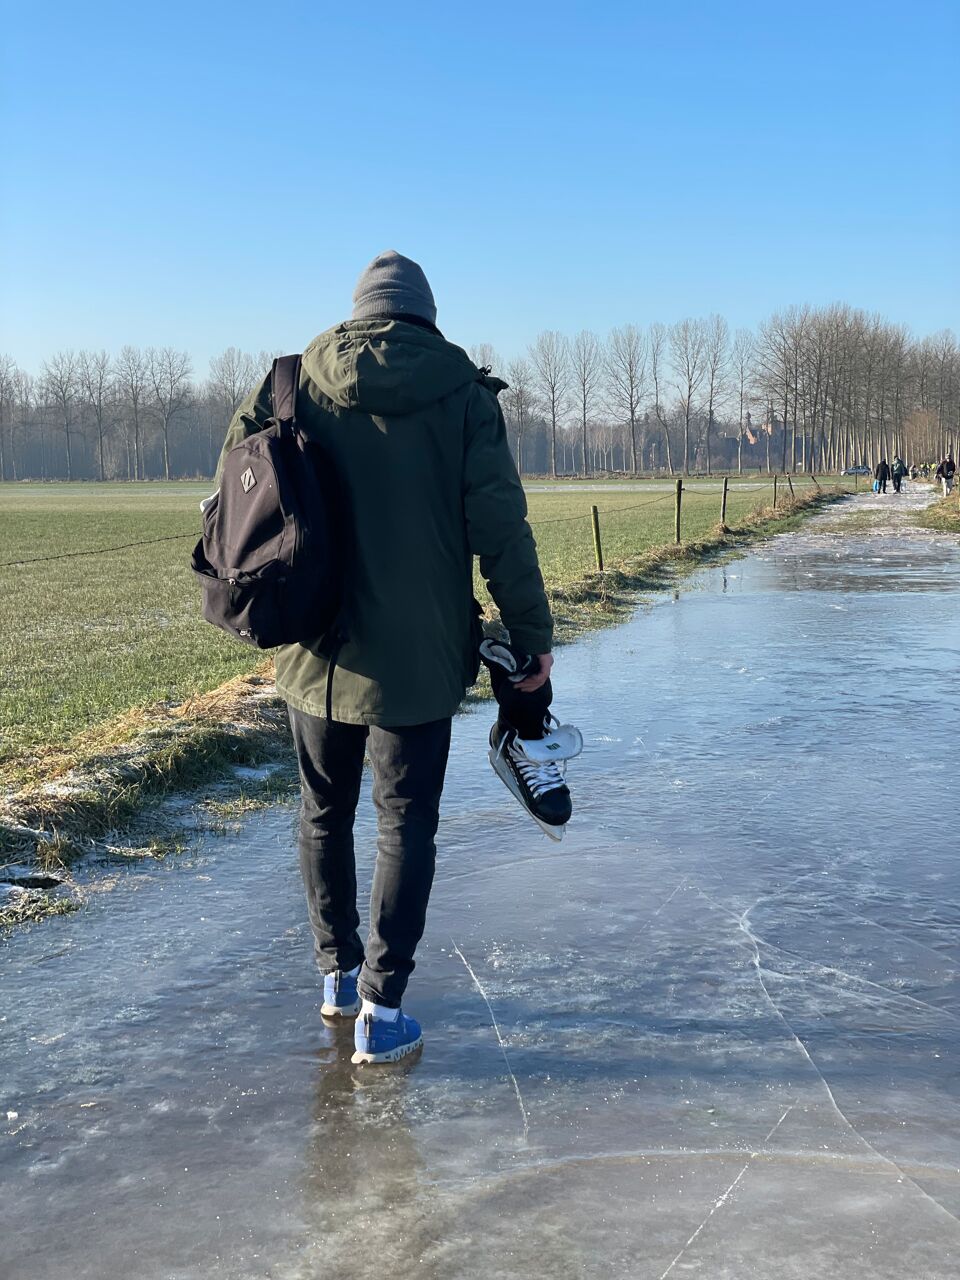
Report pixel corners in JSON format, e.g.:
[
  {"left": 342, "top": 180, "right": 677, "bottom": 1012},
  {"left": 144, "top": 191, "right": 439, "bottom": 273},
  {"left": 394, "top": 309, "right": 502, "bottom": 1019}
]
[{"left": 489, "top": 716, "right": 583, "bottom": 841}]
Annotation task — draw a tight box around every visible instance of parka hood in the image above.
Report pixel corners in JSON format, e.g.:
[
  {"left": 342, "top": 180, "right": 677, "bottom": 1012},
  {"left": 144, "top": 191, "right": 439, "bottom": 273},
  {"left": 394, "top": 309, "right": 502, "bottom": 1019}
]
[{"left": 302, "top": 319, "right": 481, "bottom": 416}]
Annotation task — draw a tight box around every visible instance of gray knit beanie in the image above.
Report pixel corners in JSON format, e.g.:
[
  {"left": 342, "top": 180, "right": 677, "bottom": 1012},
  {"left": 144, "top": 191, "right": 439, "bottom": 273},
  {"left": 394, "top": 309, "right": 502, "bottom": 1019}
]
[{"left": 351, "top": 250, "right": 437, "bottom": 326}]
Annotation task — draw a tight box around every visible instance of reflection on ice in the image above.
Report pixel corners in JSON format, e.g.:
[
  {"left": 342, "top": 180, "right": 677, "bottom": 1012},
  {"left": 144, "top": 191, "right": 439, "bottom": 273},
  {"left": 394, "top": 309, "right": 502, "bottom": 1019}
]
[{"left": 2, "top": 505, "right": 959, "bottom": 1278}]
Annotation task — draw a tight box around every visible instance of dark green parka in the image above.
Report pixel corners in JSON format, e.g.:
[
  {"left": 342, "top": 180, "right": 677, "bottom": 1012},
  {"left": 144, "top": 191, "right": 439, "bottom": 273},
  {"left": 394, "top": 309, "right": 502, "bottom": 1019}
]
[{"left": 216, "top": 319, "right": 552, "bottom": 726}]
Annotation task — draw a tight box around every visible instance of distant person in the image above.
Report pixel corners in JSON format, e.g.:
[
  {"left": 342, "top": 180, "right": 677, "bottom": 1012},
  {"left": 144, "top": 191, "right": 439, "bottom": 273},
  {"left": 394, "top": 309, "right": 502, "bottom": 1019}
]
[
  {"left": 874, "top": 458, "right": 890, "bottom": 494},
  {"left": 910, "top": 464, "right": 919, "bottom": 480},
  {"left": 935, "top": 455, "right": 956, "bottom": 497},
  {"left": 891, "top": 456, "right": 907, "bottom": 493},
  {"left": 216, "top": 251, "right": 566, "bottom": 1066}
]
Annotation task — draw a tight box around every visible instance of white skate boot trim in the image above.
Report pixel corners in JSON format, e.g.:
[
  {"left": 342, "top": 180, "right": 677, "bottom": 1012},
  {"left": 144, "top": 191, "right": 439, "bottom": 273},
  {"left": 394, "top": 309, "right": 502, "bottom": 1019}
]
[{"left": 516, "top": 722, "right": 583, "bottom": 764}]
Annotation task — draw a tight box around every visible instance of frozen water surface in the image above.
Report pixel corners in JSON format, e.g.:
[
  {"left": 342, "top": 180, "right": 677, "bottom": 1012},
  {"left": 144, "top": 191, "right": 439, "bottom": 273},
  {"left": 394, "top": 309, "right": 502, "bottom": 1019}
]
[{"left": 3, "top": 493, "right": 959, "bottom": 1278}]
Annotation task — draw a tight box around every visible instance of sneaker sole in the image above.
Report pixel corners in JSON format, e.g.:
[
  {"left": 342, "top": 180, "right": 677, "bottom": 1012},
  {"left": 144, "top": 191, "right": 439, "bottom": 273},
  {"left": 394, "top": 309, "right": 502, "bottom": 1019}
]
[
  {"left": 320, "top": 998, "right": 361, "bottom": 1018},
  {"left": 488, "top": 749, "right": 566, "bottom": 842},
  {"left": 351, "top": 1034, "right": 424, "bottom": 1066}
]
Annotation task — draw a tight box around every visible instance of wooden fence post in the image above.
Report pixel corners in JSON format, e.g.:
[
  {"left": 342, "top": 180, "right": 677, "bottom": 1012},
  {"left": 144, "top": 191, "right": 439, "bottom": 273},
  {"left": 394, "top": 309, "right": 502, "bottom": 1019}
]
[
  {"left": 773, "top": 474, "right": 778, "bottom": 508},
  {"left": 786, "top": 474, "right": 795, "bottom": 498},
  {"left": 720, "top": 476, "right": 729, "bottom": 529},
  {"left": 810, "top": 473, "right": 821, "bottom": 491},
  {"left": 590, "top": 504, "right": 604, "bottom": 571},
  {"left": 675, "top": 478, "right": 683, "bottom": 544}
]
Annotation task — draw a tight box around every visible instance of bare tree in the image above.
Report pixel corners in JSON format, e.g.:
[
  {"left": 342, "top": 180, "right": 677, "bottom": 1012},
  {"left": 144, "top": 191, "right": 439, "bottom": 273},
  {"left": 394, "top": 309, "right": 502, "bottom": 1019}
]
[
  {"left": 469, "top": 342, "right": 500, "bottom": 372},
  {"left": 570, "top": 330, "right": 602, "bottom": 475},
  {"left": 605, "top": 326, "right": 648, "bottom": 474},
  {"left": 669, "top": 319, "right": 707, "bottom": 474},
  {"left": 530, "top": 331, "right": 570, "bottom": 478},
  {"left": 209, "top": 347, "right": 259, "bottom": 417},
  {"left": 10, "top": 369, "right": 35, "bottom": 480},
  {"left": 147, "top": 347, "right": 193, "bottom": 480},
  {"left": 116, "top": 346, "right": 149, "bottom": 480},
  {"left": 730, "top": 329, "right": 755, "bottom": 474},
  {"left": 504, "top": 357, "right": 534, "bottom": 473},
  {"left": 649, "top": 323, "right": 676, "bottom": 475},
  {"left": 41, "top": 350, "right": 81, "bottom": 480},
  {"left": 702, "top": 315, "right": 729, "bottom": 475},
  {"left": 0, "top": 354, "right": 16, "bottom": 481},
  {"left": 78, "top": 349, "right": 114, "bottom": 481},
  {"left": 256, "top": 349, "right": 283, "bottom": 378}
]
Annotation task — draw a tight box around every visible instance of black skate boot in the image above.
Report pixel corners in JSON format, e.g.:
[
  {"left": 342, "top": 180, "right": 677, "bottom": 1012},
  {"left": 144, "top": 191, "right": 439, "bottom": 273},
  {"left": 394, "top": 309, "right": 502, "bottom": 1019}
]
[{"left": 488, "top": 717, "right": 582, "bottom": 841}]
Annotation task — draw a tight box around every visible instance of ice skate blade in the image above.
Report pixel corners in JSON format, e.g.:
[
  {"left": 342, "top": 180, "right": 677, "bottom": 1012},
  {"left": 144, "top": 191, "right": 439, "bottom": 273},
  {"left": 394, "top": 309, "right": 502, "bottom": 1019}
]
[
  {"left": 320, "top": 997, "right": 361, "bottom": 1019},
  {"left": 489, "top": 748, "right": 568, "bottom": 842},
  {"left": 535, "top": 817, "right": 565, "bottom": 842},
  {"left": 351, "top": 1035, "right": 423, "bottom": 1066}
]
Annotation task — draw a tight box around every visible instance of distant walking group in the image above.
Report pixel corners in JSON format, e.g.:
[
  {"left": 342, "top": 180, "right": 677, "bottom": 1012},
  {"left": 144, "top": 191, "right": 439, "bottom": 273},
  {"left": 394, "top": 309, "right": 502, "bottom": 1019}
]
[
  {"left": 874, "top": 457, "right": 907, "bottom": 494},
  {"left": 873, "top": 455, "right": 955, "bottom": 497}
]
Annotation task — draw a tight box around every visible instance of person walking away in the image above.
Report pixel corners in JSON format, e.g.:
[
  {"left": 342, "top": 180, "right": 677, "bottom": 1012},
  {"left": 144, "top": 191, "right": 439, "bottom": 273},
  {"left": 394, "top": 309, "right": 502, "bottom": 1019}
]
[
  {"left": 935, "top": 455, "right": 956, "bottom": 497},
  {"left": 216, "top": 251, "right": 559, "bottom": 1065},
  {"left": 875, "top": 458, "right": 890, "bottom": 494},
  {"left": 891, "top": 456, "right": 907, "bottom": 493}
]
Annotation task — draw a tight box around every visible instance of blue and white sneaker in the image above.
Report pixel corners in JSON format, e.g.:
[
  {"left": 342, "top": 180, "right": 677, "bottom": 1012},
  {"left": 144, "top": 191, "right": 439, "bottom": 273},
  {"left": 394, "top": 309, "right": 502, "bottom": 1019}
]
[
  {"left": 320, "top": 969, "right": 361, "bottom": 1018},
  {"left": 351, "top": 1009, "right": 423, "bottom": 1065}
]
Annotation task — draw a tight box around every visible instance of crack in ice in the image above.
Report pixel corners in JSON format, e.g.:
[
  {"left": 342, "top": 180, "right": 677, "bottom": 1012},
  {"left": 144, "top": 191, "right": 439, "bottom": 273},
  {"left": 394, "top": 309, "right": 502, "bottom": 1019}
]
[
  {"left": 733, "top": 903, "right": 960, "bottom": 1229},
  {"left": 700, "top": 889, "right": 959, "bottom": 1027},
  {"left": 829, "top": 901, "right": 960, "bottom": 968},
  {"left": 657, "top": 1105, "right": 795, "bottom": 1279},
  {"left": 451, "top": 939, "right": 529, "bottom": 1143}
]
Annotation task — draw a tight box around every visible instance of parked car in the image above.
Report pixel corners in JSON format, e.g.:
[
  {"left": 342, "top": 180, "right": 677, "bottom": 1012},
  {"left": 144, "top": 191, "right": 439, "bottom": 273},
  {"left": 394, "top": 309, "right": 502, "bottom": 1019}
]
[{"left": 842, "top": 465, "right": 871, "bottom": 476}]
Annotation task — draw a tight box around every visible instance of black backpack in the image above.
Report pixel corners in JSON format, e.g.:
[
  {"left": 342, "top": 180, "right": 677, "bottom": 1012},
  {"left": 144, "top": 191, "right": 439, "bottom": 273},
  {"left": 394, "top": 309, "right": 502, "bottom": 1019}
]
[{"left": 191, "top": 355, "right": 341, "bottom": 649}]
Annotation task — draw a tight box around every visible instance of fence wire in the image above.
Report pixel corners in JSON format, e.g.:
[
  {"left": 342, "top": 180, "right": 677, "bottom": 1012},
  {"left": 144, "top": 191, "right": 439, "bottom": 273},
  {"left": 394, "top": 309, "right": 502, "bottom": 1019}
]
[
  {"left": 0, "top": 532, "right": 196, "bottom": 569},
  {"left": 0, "top": 476, "right": 845, "bottom": 570}
]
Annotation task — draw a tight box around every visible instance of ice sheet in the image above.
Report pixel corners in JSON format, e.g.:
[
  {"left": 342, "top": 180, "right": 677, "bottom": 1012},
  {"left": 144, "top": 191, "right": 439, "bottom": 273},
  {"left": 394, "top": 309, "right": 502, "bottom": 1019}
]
[{"left": 2, "top": 495, "right": 959, "bottom": 1278}]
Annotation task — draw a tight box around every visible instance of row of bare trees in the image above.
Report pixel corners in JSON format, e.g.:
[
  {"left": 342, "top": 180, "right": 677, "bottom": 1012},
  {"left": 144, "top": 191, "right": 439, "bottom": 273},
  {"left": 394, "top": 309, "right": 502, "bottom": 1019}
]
[
  {"left": 480, "top": 306, "right": 959, "bottom": 476},
  {"left": 2, "top": 306, "right": 957, "bottom": 481},
  {"left": 0, "top": 347, "right": 276, "bottom": 483}
]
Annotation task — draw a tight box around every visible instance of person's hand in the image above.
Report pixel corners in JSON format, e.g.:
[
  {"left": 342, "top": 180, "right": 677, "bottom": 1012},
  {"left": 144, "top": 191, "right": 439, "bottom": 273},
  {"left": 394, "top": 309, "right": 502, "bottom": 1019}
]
[{"left": 514, "top": 653, "right": 553, "bottom": 693}]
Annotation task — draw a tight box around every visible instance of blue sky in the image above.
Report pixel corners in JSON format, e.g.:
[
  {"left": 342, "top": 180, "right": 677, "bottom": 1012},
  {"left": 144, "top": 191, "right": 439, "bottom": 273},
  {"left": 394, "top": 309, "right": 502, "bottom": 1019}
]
[{"left": 2, "top": 0, "right": 957, "bottom": 374}]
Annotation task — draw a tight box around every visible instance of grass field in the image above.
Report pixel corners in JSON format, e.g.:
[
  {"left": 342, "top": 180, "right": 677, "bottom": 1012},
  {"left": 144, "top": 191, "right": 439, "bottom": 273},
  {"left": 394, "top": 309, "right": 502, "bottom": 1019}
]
[
  {"left": 917, "top": 491, "right": 960, "bottom": 534},
  {"left": 0, "top": 477, "right": 849, "bottom": 784}
]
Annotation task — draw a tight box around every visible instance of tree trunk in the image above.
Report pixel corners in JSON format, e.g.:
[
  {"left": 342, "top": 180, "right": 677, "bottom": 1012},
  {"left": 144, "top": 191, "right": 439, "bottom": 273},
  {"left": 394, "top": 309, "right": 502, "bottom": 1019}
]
[{"left": 705, "top": 406, "right": 713, "bottom": 475}]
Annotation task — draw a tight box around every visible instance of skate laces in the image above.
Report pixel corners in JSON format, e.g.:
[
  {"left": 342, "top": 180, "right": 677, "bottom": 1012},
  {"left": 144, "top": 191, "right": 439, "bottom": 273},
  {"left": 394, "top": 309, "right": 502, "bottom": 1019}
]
[{"left": 498, "top": 732, "right": 567, "bottom": 797}]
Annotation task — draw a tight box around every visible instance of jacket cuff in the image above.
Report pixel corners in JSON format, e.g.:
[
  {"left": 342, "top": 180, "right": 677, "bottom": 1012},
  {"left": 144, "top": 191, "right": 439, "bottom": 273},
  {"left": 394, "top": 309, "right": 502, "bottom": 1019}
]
[{"left": 507, "top": 626, "right": 553, "bottom": 656}]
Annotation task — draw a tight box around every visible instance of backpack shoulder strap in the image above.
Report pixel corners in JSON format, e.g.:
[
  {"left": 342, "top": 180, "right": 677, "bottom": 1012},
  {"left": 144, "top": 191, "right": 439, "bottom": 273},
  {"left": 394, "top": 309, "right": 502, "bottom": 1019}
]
[{"left": 271, "top": 354, "right": 302, "bottom": 425}]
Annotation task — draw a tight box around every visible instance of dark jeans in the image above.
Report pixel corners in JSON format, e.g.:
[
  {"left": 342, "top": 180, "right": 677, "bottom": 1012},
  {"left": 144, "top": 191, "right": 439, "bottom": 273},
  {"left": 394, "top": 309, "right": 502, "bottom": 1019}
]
[
  {"left": 288, "top": 706, "right": 451, "bottom": 1008},
  {"left": 893, "top": 476, "right": 902, "bottom": 492}
]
